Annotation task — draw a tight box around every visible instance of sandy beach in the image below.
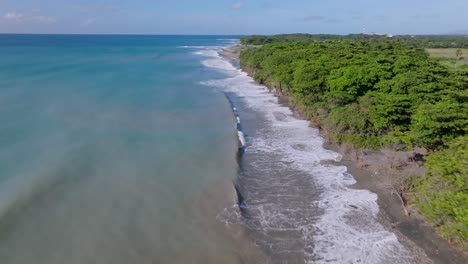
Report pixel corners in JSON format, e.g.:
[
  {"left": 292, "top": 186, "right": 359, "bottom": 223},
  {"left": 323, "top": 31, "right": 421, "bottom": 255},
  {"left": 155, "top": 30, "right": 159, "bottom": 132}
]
[{"left": 221, "top": 44, "right": 467, "bottom": 264}]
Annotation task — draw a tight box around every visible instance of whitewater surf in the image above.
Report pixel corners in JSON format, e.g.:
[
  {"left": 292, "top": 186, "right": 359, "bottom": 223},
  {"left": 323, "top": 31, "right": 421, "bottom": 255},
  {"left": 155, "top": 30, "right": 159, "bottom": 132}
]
[{"left": 197, "top": 44, "right": 414, "bottom": 264}]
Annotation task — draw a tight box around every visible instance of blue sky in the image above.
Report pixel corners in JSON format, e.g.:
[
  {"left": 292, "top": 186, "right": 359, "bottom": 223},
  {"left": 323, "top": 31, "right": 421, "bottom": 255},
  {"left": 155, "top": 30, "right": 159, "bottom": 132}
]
[{"left": 0, "top": 0, "right": 467, "bottom": 35}]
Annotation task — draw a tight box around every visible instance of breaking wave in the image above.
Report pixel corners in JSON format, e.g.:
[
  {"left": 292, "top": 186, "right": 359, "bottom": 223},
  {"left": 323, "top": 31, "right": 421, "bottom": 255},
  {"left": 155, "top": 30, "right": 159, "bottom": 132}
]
[{"left": 197, "top": 47, "right": 413, "bottom": 263}]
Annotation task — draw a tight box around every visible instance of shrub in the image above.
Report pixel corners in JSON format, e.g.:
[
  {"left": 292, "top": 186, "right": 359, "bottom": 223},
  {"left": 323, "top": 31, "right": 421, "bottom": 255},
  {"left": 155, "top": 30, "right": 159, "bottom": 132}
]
[{"left": 412, "top": 136, "right": 468, "bottom": 249}]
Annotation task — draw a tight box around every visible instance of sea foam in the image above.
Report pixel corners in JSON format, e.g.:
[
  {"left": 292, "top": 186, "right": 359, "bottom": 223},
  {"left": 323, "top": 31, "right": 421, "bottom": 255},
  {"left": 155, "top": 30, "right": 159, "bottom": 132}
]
[
  {"left": 197, "top": 48, "right": 413, "bottom": 263},
  {"left": 201, "top": 59, "right": 237, "bottom": 72},
  {"left": 177, "top": 45, "right": 214, "bottom": 49}
]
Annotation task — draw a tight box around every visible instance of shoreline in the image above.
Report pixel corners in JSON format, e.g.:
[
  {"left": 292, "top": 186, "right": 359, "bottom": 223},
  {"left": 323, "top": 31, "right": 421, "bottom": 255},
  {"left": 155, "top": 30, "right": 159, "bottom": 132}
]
[
  {"left": 220, "top": 45, "right": 467, "bottom": 264},
  {"left": 328, "top": 145, "right": 466, "bottom": 264}
]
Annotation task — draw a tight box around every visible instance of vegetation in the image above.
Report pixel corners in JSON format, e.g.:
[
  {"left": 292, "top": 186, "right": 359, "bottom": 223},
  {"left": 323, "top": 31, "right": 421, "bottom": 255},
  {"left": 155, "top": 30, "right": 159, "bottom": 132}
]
[
  {"left": 239, "top": 38, "right": 468, "bottom": 248},
  {"left": 412, "top": 136, "right": 468, "bottom": 248},
  {"left": 426, "top": 48, "right": 468, "bottom": 67},
  {"left": 241, "top": 34, "right": 468, "bottom": 49}
]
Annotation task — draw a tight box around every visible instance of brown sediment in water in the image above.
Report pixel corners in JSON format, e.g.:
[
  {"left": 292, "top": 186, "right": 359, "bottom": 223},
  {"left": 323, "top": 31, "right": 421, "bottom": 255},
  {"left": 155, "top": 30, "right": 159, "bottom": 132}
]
[
  {"left": 193, "top": 179, "right": 269, "bottom": 263},
  {"left": 220, "top": 45, "right": 468, "bottom": 264}
]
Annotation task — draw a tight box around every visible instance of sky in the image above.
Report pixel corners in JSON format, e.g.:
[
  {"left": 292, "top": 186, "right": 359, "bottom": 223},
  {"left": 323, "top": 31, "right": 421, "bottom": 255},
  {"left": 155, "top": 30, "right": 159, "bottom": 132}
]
[{"left": 0, "top": 0, "right": 467, "bottom": 35}]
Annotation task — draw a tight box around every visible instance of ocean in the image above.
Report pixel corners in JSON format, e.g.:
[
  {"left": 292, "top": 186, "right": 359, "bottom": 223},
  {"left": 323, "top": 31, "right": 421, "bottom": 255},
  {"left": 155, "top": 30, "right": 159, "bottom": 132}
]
[{"left": 0, "top": 35, "right": 411, "bottom": 263}]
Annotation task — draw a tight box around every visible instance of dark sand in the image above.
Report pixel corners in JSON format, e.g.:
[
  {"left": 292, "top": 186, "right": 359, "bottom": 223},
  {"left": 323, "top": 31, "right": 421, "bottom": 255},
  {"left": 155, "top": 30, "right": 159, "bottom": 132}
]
[
  {"left": 221, "top": 45, "right": 468, "bottom": 264},
  {"left": 327, "top": 144, "right": 467, "bottom": 264}
]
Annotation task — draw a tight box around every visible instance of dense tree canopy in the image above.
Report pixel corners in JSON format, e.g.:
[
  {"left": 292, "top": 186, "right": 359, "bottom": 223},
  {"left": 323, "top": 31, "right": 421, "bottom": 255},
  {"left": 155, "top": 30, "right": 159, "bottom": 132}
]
[
  {"left": 240, "top": 40, "right": 467, "bottom": 150},
  {"left": 240, "top": 39, "right": 468, "bottom": 247},
  {"left": 413, "top": 136, "right": 468, "bottom": 248},
  {"left": 241, "top": 34, "right": 468, "bottom": 49}
]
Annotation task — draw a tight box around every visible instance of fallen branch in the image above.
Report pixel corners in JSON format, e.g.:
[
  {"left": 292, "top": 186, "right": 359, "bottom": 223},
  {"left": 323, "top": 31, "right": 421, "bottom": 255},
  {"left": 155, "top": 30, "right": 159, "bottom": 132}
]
[{"left": 391, "top": 187, "right": 410, "bottom": 216}]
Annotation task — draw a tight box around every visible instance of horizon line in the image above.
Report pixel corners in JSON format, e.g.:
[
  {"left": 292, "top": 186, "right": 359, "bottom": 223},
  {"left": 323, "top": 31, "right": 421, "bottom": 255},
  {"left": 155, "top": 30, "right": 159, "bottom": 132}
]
[{"left": 0, "top": 32, "right": 466, "bottom": 36}]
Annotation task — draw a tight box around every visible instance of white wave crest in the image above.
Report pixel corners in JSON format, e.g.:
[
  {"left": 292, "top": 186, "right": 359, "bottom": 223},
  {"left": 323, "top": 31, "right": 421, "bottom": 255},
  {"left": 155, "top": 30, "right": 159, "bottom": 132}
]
[
  {"left": 237, "top": 131, "right": 246, "bottom": 148},
  {"left": 193, "top": 50, "right": 220, "bottom": 57},
  {"left": 200, "top": 47, "right": 413, "bottom": 263},
  {"left": 177, "top": 45, "right": 214, "bottom": 49},
  {"left": 201, "top": 58, "right": 237, "bottom": 72}
]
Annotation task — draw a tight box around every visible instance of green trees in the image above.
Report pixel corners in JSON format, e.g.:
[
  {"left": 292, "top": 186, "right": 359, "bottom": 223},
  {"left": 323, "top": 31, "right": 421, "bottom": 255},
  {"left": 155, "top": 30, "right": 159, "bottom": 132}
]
[
  {"left": 291, "top": 61, "right": 328, "bottom": 102},
  {"left": 240, "top": 39, "right": 468, "bottom": 247},
  {"left": 412, "top": 98, "right": 468, "bottom": 149},
  {"left": 412, "top": 136, "right": 468, "bottom": 248},
  {"left": 262, "top": 51, "right": 295, "bottom": 90},
  {"left": 327, "top": 64, "right": 386, "bottom": 104},
  {"left": 367, "top": 92, "right": 412, "bottom": 131},
  {"left": 240, "top": 40, "right": 467, "bottom": 150},
  {"left": 240, "top": 34, "right": 468, "bottom": 48}
]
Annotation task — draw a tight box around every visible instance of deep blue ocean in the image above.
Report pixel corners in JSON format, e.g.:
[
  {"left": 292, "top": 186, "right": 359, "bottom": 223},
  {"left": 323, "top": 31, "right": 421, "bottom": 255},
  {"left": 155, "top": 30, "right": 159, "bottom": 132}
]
[{"left": 0, "top": 35, "right": 412, "bottom": 263}]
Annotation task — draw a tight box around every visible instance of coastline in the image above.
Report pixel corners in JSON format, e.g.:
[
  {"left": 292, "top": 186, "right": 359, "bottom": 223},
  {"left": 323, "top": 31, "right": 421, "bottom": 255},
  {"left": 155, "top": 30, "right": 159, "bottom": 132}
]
[
  {"left": 330, "top": 145, "right": 467, "bottom": 264},
  {"left": 220, "top": 45, "right": 467, "bottom": 264}
]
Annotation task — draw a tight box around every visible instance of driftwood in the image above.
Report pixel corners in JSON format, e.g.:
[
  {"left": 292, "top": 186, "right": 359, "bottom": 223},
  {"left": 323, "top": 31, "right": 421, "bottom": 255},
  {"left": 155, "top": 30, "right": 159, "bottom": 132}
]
[{"left": 391, "top": 186, "right": 410, "bottom": 216}]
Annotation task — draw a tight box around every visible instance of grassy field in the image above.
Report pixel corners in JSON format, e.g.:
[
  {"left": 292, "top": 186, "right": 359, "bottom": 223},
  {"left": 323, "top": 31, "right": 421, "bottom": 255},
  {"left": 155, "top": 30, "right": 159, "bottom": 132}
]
[{"left": 426, "top": 48, "right": 468, "bottom": 67}]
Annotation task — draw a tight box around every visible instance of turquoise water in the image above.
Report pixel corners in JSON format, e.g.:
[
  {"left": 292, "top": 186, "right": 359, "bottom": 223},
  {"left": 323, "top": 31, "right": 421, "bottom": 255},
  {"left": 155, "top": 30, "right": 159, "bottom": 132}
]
[
  {"left": 0, "top": 35, "right": 413, "bottom": 263},
  {"left": 0, "top": 35, "right": 262, "bottom": 263}
]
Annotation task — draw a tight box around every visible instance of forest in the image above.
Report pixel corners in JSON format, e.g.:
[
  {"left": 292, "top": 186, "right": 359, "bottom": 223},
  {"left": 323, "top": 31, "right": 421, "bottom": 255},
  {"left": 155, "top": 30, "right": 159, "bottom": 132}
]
[
  {"left": 241, "top": 34, "right": 468, "bottom": 48},
  {"left": 239, "top": 39, "right": 468, "bottom": 249}
]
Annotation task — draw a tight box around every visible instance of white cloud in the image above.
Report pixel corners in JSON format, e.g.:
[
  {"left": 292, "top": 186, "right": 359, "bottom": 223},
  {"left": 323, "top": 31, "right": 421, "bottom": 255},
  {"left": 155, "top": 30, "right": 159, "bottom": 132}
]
[
  {"left": 34, "top": 15, "right": 56, "bottom": 23},
  {"left": 232, "top": 1, "right": 243, "bottom": 9},
  {"left": 2, "top": 11, "right": 56, "bottom": 24},
  {"left": 81, "top": 18, "right": 96, "bottom": 27},
  {"left": 73, "top": 4, "right": 128, "bottom": 15},
  {"left": 4, "top": 12, "right": 24, "bottom": 22}
]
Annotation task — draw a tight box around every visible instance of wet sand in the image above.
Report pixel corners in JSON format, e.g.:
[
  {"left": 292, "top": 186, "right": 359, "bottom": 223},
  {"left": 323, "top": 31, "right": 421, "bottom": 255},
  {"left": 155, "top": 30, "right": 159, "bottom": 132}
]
[
  {"left": 193, "top": 178, "right": 269, "bottom": 263},
  {"left": 328, "top": 144, "right": 467, "bottom": 264},
  {"left": 221, "top": 45, "right": 467, "bottom": 264}
]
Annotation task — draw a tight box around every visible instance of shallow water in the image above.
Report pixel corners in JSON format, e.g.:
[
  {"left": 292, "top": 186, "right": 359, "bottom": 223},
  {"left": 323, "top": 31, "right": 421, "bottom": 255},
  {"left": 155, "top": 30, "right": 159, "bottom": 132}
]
[
  {"left": 200, "top": 47, "right": 414, "bottom": 263},
  {"left": 0, "top": 35, "right": 263, "bottom": 263},
  {"left": 0, "top": 34, "right": 413, "bottom": 264}
]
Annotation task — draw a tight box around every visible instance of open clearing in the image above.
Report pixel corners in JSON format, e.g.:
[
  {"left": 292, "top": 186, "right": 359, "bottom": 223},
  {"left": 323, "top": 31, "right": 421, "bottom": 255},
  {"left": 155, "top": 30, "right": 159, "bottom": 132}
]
[{"left": 426, "top": 48, "right": 468, "bottom": 66}]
